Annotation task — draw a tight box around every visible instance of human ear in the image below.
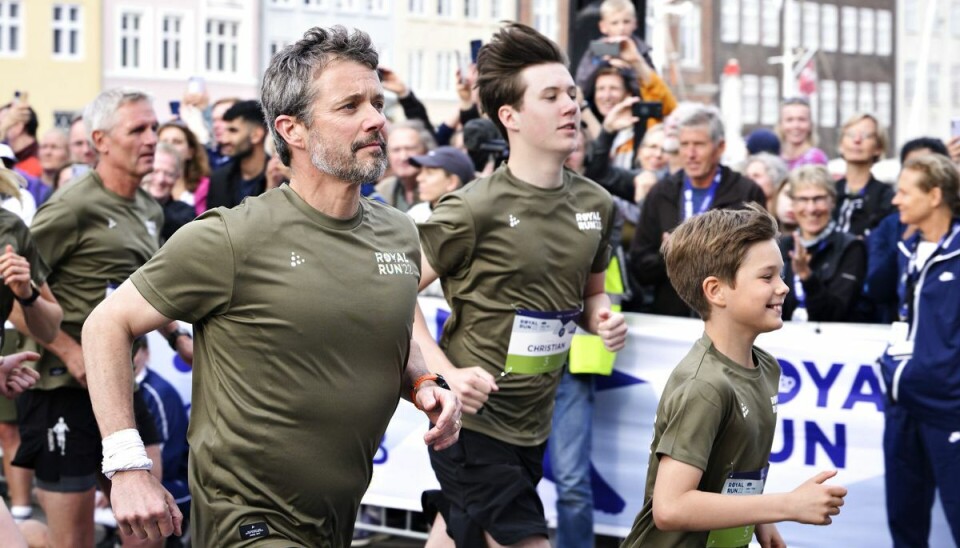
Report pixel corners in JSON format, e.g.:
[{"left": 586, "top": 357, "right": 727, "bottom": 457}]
[
  {"left": 499, "top": 105, "right": 519, "bottom": 133},
  {"left": 703, "top": 276, "right": 726, "bottom": 308},
  {"left": 274, "top": 116, "right": 306, "bottom": 154}
]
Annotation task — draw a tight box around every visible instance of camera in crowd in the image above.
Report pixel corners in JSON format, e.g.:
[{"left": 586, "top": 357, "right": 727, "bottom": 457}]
[{"left": 463, "top": 118, "right": 509, "bottom": 172}]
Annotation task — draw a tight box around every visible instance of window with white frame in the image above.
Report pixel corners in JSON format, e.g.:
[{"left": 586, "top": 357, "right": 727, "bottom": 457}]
[
  {"left": 876, "top": 10, "right": 891, "bottom": 55},
  {"left": 761, "top": 0, "right": 779, "bottom": 47},
  {"left": 332, "top": 0, "right": 358, "bottom": 12},
  {"left": 953, "top": 64, "right": 960, "bottom": 107},
  {"left": 742, "top": 75, "right": 759, "bottom": 124},
  {"left": 839, "top": 81, "right": 856, "bottom": 124},
  {"left": 875, "top": 82, "right": 891, "bottom": 127},
  {"left": 436, "top": 51, "right": 457, "bottom": 93},
  {"left": 786, "top": 0, "right": 800, "bottom": 48},
  {"left": 904, "top": 61, "right": 916, "bottom": 104},
  {"left": 840, "top": 6, "right": 857, "bottom": 54},
  {"left": 269, "top": 41, "right": 287, "bottom": 57},
  {"left": 205, "top": 19, "right": 239, "bottom": 73},
  {"left": 802, "top": 2, "right": 819, "bottom": 50},
  {"left": 533, "top": 0, "right": 558, "bottom": 41},
  {"left": 742, "top": 0, "right": 759, "bottom": 44},
  {"left": 952, "top": 0, "right": 960, "bottom": 37},
  {"left": 928, "top": 63, "right": 940, "bottom": 105},
  {"left": 859, "top": 8, "right": 874, "bottom": 55},
  {"left": 821, "top": 4, "right": 837, "bottom": 52},
  {"left": 52, "top": 4, "right": 82, "bottom": 59},
  {"left": 269, "top": 0, "right": 293, "bottom": 5},
  {"left": 721, "top": 0, "right": 740, "bottom": 43},
  {"left": 857, "top": 81, "right": 874, "bottom": 114},
  {"left": 303, "top": 0, "right": 326, "bottom": 8},
  {"left": 679, "top": 5, "right": 701, "bottom": 67},
  {"left": 119, "top": 11, "right": 141, "bottom": 69},
  {"left": 408, "top": 49, "right": 423, "bottom": 91},
  {"left": 761, "top": 76, "right": 779, "bottom": 124},
  {"left": 491, "top": 0, "right": 501, "bottom": 19},
  {"left": 408, "top": 0, "right": 425, "bottom": 15},
  {"left": 934, "top": 11, "right": 946, "bottom": 35},
  {"left": 904, "top": 0, "right": 919, "bottom": 34},
  {"left": 464, "top": 0, "right": 479, "bottom": 19},
  {"left": 437, "top": 0, "right": 452, "bottom": 17},
  {"left": 819, "top": 80, "right": 837, "bottom": 128},
  {"left": 364, "top": 0, "right": 387, "bottom": 13},
  {"left": 0, "top": 0, "right": 22, "bottom": 55},
  {"left": 160, "top": 14, "right": 182, "bottom": 71}
]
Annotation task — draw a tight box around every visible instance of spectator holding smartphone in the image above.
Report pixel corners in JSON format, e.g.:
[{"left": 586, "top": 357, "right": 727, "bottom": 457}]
[{"left": 574, "top": 0, "right": 654, "bottom": 89}]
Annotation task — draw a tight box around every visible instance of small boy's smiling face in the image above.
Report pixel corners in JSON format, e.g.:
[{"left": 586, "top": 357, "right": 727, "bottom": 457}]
[
  {"left": 599, "top": 9, "right": 638, "bottom": 38},
  {"left": 720, "top": 239, "right": 789, "bottom": 334}
]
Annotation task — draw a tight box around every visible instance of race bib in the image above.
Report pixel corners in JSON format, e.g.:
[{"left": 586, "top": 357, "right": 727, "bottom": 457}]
[
  {"left": 705, "top": 468, "right": 767, "bottom": 547},
  {"left": 503, "top": 309, "right": 580, "bottom": 375}
]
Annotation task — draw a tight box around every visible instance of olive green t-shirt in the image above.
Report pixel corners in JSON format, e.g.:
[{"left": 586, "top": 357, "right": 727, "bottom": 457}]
[
  {"left": 622, "top": 333, "right": 781, "bottom": 548},
  {"left": 419, "top": 165, "right": 614, "bottom": 446},
  {"left": 30, "top": 171, "right": 162, "bottom": 389},
  {"left": 131, "top": 185, "right": 421, "bottom": 548},
  {"left": 0, "top": 209, "right": 49, "bottom": 345}
]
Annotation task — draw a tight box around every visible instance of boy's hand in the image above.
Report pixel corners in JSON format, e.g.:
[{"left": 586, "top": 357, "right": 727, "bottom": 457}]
[
  {"left": 790, "top": 236, "right": 812, "bottom": 281},
  {"left": 597, "top": 309, "right": 627, "bottom": 352},
  {"left": 789, "top": 470, "right": 847, "bottom": 525},
  {"left": 755, "top": 523, "right": 786, "bottom": 548}
]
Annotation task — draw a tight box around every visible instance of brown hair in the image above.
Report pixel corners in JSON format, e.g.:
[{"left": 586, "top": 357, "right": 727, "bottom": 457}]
[
  {"left": 901, "top": 154, "right": 960, "bottom": 217},
  {"left": 158, "top": 122, "right": 210, "bottom": 191},
  {"left": 664, "top": 202, "right": 779, "bottom": 320},
  {"left": 476, "top": 22, "right": 568, "bottom": 139}
]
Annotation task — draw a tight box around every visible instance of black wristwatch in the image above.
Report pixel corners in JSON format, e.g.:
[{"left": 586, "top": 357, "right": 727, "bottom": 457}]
[
  {"left": 410, "top": 373, "right": 450, "bottom": 408},
  {"left": 16, "top": 281, "right": 41, "bottom": 307},
  {"left": 166, "top": 327, "right": 192, "bottom": 350}
]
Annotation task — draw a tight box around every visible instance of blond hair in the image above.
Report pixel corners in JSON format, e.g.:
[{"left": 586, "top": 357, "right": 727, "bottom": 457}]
[
  {"left": 840, "top": 112, "right": 889, "bottom": 162},
  {"left": 664, "top": 203, "right": 779, "bottom": 320},
  {"left": 600, "top": 0, "right": 637, "bottom": 18},
  {"left": 0, "top": 169, "right": 24, "bottom": 203}
]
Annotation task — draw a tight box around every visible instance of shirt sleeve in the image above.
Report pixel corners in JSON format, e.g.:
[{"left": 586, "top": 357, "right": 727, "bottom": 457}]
[
  {"left": 17, "top": 222, "right": 50, "bottom": 285},
  {"left": 591, "top": 195, "right": 616, "bottom": 273},
  {"left": 417, "top": 192, "right": 476, "bottom": 278},
  {"left": 130, "top": 211, "right": 234, "bottom": 324},
  {"left": 29, "top": 199, "right": 81, "bottom": 273},
  {"left": 655, "top": 379, "right": 726, "bottom": 471}
]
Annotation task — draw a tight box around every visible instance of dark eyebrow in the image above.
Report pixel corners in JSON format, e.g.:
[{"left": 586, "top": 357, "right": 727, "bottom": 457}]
[{"left": 335, "top": 92, "right": 385, "bottom": 105}]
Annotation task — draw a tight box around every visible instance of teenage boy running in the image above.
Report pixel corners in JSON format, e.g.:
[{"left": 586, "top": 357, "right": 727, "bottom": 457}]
[
  {"left": 623, "top": 203, "right": 847, "bottom": 547},
  {"left": 414, "top": 23, "right": 628, "bottom": 548}
]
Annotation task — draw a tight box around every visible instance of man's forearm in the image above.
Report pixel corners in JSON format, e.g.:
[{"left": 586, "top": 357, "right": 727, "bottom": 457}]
[
  {"left": 18, "top": 286, "right": 62, "bottom": 344},
  {"left": 412, "top": 303, "right": 456, "bottom": 376},
  {"left": 401, "top": 339, "right": 435, "bottom": 402},
  {"left": 82, "top": 309, "right": 140, "bottom": 435}
]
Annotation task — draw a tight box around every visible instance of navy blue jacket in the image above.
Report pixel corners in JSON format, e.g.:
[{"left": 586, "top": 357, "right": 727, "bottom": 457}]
[
  {"left": 882, "top": 220, "right": 960, "bottom": 429},
  {"left": 140, "top": 369, "right": 191, "bottom": 506}
]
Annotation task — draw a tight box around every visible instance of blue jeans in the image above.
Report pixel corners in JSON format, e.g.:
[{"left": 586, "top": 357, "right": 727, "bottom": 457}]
[{"left": 549, "top": 370, "right": 595, "bottom": 548}]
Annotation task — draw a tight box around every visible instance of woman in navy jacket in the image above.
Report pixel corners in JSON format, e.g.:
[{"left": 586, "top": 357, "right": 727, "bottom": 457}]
[{"left": 881, "top": 153, "right": 960, "bottom": 547}]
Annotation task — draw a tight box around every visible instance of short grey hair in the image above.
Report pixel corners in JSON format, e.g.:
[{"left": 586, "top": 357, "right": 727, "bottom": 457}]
[
  {"left": 676, "top": 103, "right": 725, "bottom": 144},
  {"left": 787, "top": 165, "right": 837, "bottom": 202},
  {"left": 387, "top": 119, "right": 437, "bottom": 152},
  {"left": 155, "top": 142, "right": 183, "bottom": 175},
  {"left": 261, "top": 25, "right": 379, "bottom": 166},
  {"left": 746, "top": 152, "right": 788, "bottom": 187},
  {"left": 83, "top": 88, "right": 153, "bottom": 141}
]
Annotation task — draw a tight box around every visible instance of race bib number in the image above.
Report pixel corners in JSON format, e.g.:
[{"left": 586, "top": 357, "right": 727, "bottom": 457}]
[
  {"left": 504, "top": 309, "right": 580, "bottom": 375},
  {"left": 705, "top": 468, "right": 767, "bottom": 547}
]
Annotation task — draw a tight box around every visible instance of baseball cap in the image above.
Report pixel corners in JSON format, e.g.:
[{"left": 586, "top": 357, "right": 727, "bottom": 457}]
[
  {"left": 409, "top": 146, "right": 475, "bottom": 187},
  {"left": 0, "top": 144, "right": 15, "bottom": 168}
]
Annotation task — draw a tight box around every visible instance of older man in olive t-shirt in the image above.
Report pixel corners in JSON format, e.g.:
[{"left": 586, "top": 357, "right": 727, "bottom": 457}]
[{"left": 82, "top": 26, "right": 462, "bottom": 548}]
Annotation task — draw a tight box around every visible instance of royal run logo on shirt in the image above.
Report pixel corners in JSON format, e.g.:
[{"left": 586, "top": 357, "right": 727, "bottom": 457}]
[
  {"left": 575, "top": 211, "right": 602, "bottom": 231},
  {"left": 373, "top": 250, "right": 416, "bottom": 276}
]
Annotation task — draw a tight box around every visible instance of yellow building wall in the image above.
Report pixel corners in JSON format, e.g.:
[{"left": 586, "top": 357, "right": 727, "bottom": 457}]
[{"left": 0, "top": 0, "right": 101, "bottom": 133}]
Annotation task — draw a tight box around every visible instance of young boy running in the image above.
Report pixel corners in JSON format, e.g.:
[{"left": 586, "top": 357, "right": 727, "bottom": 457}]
[
  {"left": 414, "top": 23, "right": 628, "bottom": 548},
  {"left": 622, "top": 203, "right": 847, "bottom": 547}
]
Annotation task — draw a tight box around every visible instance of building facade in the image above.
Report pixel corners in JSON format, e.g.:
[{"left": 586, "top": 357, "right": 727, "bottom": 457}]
[
  {"left": 102, "top": 0, "right": 261, "bottom": 123},
  {"left": 897, "top": 0, "right": 960, "bottom": 150},
  {"left": 713, "top": 0, "right": 897, "bottom": 157},
  {"left": 0, "top": 0, "right": 102, "bottom": 131}
]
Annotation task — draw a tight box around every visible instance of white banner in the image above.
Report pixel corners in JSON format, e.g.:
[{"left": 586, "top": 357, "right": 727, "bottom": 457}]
[{"left": 146, "top": 299, "right": 953, "bottom": 546}]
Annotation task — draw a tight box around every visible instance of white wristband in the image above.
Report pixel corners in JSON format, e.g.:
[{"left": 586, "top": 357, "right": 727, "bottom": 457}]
[{"left": 102, "top": 428, "right": 153, "bottom": 480}]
